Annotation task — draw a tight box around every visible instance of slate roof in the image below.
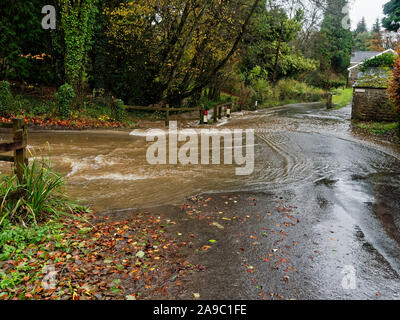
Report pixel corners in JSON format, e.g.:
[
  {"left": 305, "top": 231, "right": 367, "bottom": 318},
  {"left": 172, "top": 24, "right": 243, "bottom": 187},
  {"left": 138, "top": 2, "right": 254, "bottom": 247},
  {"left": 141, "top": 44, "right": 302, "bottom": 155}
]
[
  {"left": 350, "top": 51, "right": 382, "bottom": 64},
  {"left": 348, "top": 49, "right": 397, "bottom": 71}
]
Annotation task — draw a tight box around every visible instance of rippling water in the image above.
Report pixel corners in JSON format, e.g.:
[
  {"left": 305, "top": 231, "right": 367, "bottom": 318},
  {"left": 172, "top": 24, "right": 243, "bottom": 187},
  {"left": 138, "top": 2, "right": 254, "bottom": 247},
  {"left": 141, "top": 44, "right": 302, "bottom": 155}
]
[{"left": 1, "top": 102, "right": 399, "bottom": 214}]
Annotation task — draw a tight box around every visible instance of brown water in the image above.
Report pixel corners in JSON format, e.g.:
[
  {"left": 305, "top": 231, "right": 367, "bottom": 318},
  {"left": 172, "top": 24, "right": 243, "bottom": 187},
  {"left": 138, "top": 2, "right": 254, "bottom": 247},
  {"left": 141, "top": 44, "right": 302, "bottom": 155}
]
[{"left": 1, "top": 102, "right": 399, "bottom": 215}]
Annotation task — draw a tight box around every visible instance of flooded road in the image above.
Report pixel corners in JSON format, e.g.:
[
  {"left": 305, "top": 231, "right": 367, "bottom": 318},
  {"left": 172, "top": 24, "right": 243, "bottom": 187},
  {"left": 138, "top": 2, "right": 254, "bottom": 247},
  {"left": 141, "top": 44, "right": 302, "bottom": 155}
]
[
  {"left": 1, "top": 102, "right": 398, "bottom": 213},
  {"left": 1, "top": 102, "right": 400, "bottom": 299}
]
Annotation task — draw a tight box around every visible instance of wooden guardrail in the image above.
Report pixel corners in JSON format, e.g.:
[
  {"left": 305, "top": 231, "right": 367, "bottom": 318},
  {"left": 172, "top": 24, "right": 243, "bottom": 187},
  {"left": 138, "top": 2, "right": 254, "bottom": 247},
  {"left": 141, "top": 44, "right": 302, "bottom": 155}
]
[
  {"left": 0, "top": 118, "right": 28, "bottom": 181},
  {"left": 125, "top": 101, "right": 238, "bottom": 126},
  {"left": 125, "top": 105, "right": 201, "bottom": 126}
]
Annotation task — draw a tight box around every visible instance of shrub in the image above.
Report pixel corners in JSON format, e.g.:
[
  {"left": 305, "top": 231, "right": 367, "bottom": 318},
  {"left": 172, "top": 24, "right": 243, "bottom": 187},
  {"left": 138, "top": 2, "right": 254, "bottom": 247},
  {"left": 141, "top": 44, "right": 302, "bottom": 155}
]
[
  {"left": 328, "top": 80, "right": 347, "bottom": 89},
  {"left": 274, "top": 79, "right": 325, "bottom": 102},
  {"left": 251, "top": 78, "right": 272, "bottom": 103},
  {"left": 54, "top": 83, "right": 75, "bottom": 118},
  {"left": 112, "top": 98, "right": 126, "bottom": 122},
  {"left": 0, "top": 81, "right": 13, "bottom": 116},
  {"left": 360, "top": 52, "right": 397, "bottom": 72},
  {"left": 388, "top": 48, "right": 400, "bottom": 112},
  {"left": 238, "top": 84, "right": 256, "bottom": 109}
]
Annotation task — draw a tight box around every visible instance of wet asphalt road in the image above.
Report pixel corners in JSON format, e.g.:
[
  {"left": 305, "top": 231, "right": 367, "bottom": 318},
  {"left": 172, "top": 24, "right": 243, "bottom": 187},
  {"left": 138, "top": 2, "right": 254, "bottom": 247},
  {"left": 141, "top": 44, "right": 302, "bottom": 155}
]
[
  {"left": 16, "top": 101, "right": 399, "bottom": 300},
  {"left": 136, "top": 103, "right": 400, "bottom": 300}
]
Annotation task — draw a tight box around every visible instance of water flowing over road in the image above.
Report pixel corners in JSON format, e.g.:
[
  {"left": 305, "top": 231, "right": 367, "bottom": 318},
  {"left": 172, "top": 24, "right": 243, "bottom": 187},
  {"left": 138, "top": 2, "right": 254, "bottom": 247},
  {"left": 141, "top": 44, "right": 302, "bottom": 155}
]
[{"left": 2, "top": 102, "right": 400, "bottom": 299}]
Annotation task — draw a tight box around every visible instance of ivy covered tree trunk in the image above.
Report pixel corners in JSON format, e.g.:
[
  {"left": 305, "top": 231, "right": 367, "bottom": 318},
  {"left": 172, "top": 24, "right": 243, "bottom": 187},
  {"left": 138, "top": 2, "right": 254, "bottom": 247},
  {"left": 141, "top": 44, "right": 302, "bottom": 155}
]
[{"left": 60, "top": 0, "right": 98, "bottom": 101}]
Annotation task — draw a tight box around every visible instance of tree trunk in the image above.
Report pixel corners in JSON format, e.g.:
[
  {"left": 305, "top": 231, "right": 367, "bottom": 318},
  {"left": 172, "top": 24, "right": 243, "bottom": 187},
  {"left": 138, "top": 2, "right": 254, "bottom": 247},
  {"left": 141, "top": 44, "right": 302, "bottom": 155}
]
[{"left": 273, "top": 24, "right": 283, "bottom": 84}]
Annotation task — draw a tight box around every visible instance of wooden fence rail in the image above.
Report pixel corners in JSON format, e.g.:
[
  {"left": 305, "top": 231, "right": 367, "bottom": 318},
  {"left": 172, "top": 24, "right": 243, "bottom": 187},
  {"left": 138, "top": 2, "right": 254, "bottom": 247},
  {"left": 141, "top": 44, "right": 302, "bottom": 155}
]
[
  {"left": 125, "top": 102, "right": 238, "bottom": 126},
  {"left": 0, "top": 118, "right": 28, "bottom": 181}
]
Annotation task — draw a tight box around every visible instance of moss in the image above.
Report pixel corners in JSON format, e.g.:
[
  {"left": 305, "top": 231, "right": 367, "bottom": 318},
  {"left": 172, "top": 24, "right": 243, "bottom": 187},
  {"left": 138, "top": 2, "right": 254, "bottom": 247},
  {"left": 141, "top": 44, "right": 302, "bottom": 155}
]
[{"left": 355, "top": 67, "right": 392, "bottom": 89}]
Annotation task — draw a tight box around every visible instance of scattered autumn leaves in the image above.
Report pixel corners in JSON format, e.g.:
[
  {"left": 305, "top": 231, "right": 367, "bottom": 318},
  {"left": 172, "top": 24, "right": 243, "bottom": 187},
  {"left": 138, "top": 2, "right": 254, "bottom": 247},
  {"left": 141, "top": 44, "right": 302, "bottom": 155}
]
[
  {"left": 0, "top": 116, "right": 125, "bottom": 130},
  {"left": 0, "top": 211, "right": 202, "bottom": 300}
]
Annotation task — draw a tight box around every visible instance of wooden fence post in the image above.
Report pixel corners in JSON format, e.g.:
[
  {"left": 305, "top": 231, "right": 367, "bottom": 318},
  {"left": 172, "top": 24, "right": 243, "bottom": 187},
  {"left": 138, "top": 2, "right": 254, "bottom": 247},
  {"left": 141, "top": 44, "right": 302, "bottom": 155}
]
[
  {"left": 218, "top": 106, "right": 222, "bottom": 119},
  {"left": 200, "top": 104, "right": 204, "bottom": 124},
  {"left": 213, "top": 105, "right": 217, "bottom": 123},
  {"left": 327, "top": 93, "right": 333, "bottom": 109},
  {"left": 165, "top": 104, "right": 170, "bottom": 127},
  {"left": 12, "top": 118, "right": 28, "bottom": 182}
]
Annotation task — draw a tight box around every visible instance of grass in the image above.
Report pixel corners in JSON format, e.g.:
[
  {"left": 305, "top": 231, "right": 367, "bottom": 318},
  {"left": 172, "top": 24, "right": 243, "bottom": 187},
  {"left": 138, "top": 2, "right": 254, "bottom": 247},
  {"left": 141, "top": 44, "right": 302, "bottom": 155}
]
[
  {"left": 332, "top": 88, "right": 353, "bottom": 110},
  {"left": 356, "top": 121, "right": 399, "bottom": 136}
]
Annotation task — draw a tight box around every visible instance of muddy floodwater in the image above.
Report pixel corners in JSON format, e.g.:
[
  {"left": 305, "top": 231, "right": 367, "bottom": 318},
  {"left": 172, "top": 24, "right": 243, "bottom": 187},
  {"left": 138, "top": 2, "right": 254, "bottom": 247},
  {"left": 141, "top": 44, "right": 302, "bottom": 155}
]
[
  {"left": 1, "top": 102, "right": 399, "bottom": 214},
  {"left": 2, "top": 102, "right": 400, "bottom": 299}
]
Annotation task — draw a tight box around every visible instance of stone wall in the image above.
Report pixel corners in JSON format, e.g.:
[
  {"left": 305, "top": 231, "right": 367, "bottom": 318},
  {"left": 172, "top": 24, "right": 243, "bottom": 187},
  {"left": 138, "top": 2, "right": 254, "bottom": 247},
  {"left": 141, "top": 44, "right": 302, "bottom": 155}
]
[{"left": 352, "top": 87, "right": 398, "bottom": 122}]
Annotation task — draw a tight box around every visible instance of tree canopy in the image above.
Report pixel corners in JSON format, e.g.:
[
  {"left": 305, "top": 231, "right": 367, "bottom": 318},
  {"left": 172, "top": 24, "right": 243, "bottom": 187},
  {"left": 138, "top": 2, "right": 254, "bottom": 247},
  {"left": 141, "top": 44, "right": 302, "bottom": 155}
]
[{"left": 383, "top": 0, "right": 400, "bottom": 32}]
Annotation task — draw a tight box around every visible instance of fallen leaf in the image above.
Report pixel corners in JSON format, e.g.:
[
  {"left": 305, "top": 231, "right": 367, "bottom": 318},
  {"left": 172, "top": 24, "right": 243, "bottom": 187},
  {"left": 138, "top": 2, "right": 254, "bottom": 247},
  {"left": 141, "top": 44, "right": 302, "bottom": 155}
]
[{"left": 212, "top": 222, "right": 224, "bottom": 229}]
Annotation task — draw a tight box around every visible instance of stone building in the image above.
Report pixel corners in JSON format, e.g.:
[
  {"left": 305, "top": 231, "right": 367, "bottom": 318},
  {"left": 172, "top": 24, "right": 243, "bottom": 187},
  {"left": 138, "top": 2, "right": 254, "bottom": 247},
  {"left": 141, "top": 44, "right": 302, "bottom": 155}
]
[
  {"left": 351, "top": 68, "right": 398, "bottom": 122},
  {"left": 347, "top": 49, "right": 396, "bottom": 87}
]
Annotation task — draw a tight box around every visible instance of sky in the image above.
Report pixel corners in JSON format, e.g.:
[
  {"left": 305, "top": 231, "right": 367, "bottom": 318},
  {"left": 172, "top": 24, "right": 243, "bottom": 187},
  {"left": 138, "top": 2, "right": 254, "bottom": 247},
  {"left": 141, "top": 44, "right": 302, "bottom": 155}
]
[{"left": 349, "top": 0, "right": 389, "bottom": 31}]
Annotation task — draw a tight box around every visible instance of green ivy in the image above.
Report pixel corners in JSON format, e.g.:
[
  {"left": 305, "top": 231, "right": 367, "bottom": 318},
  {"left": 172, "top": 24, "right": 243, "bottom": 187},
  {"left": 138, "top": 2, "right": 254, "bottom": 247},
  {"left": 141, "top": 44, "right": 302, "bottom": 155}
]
[
  {"left": 360, "top": 52, "right": 397, "bottom": 72},
  {"left": 112, "top": 99, "right": 126, "bottom": 122},
  {"left": 60, "top": 0, "right": 98, "bottom": 89},
  {"left": 54, "top": 83, "right": 75, "bottom": 118}
]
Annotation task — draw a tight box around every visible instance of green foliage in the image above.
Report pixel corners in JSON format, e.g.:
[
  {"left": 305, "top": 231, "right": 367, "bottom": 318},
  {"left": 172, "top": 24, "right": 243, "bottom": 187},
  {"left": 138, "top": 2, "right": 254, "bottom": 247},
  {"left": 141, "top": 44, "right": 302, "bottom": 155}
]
[
  {"left": 314, "top": 0, "right": 352, "bottom": 86},
  {"left": 383, "top": 0, "right": 400, "bottom": 32},
  {"left": 328, "top": 80, "right": 347, "bottom": 89},
  {"left": 0, "top": 219, "right": 66, "bottom": 292},
  {"left": 0, "top": 0, "right": 63, "bottom": 84},
  {"left": 0, "top": 221, "right": 63, "bottom": 260},
  {"left": 60, "top": 0, "right": 98, "bottom": 89},
  {"left": 273, "top": 79, "right": 325, "bottom": 102},
  {"left": 0, "top": 81, "right": 13, "bottom": 115},
  {"left": 240, "top": 3, "right": 317, "bottom": 84},
  {"left": 356, "top": 68, "right": 393, "bottom": 88},
  {"left": 352, "top": 32, "right": 374, "bottom": 51},
  {"left": 104, "top": 0, "right": 262, "bottom": 105},
  {"left": 373, "top": 18, "right": 381, "bottom": 33},
  {"left": 55, "top": 83, "right": 75, "bottom": 118},
  {"left": 332, "top": 88, "right": 353, "bottom": 109},
  {"left": 112, "top": 99, "right": 126, "bottom": 122},
  {"left": 243, "top": 79, "right": 325, "bottom": 109},
  {"left": 355, "top": 17, "right": 368, "bottom": 34},
  {"left": 357, "top": 121, "right": 399, "bottom": 136},
  {"left": 388, "top": 48, "right": 400, "bottom": 112},
  {"left": 0, "top": 159, "right": 66, "bottom": 227},
  {"left": 360, "top": 53, "right": 397, "bottom": 72}
]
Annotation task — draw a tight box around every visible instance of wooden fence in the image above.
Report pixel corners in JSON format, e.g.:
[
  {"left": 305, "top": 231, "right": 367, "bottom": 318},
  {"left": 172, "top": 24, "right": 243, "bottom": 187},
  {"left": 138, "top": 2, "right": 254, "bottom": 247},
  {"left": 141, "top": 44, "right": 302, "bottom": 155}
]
[
  {"left": 125, "top": 102, "right": 238, "bottom": 126},
  {"left": 0, "top": 118, "right": 28, "bottom": 181}
]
